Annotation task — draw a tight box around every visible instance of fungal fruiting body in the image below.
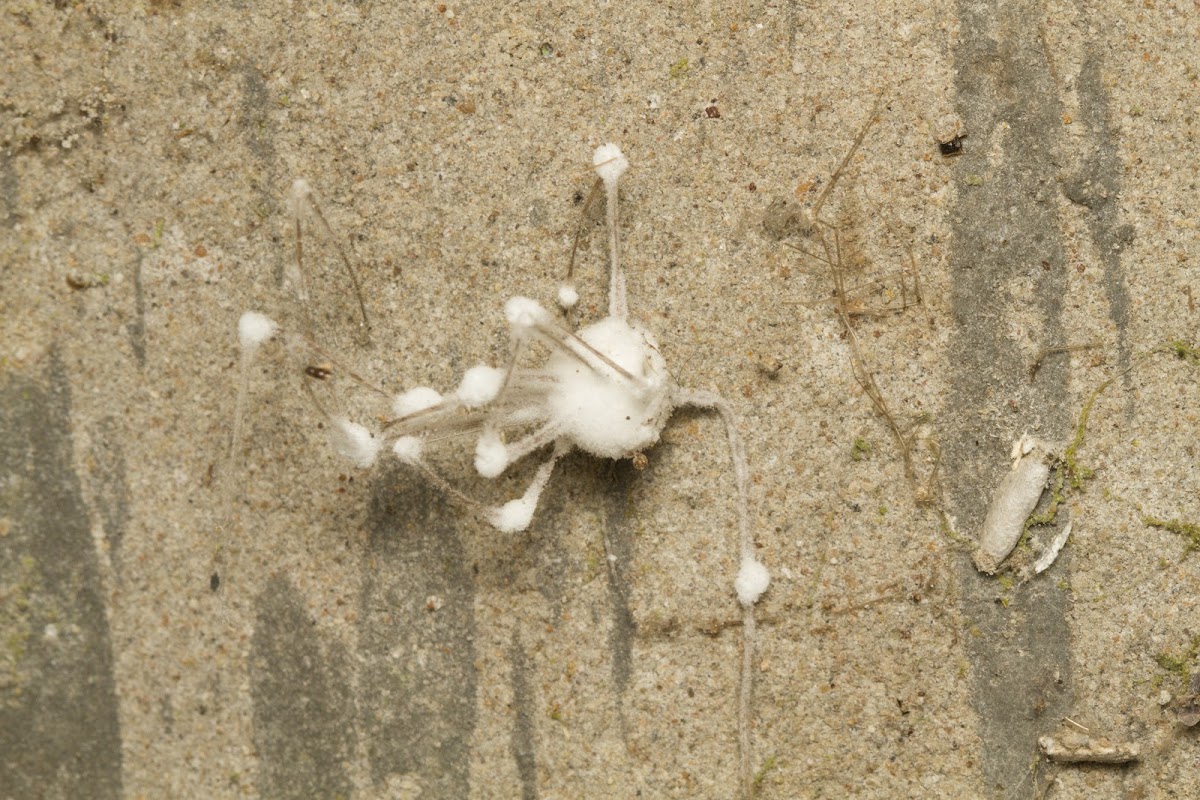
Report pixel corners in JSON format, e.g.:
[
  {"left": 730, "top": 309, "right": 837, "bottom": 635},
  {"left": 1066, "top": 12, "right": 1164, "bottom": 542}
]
[{"left": 972, "top": 437, "right": 1054, "bottom": 574}]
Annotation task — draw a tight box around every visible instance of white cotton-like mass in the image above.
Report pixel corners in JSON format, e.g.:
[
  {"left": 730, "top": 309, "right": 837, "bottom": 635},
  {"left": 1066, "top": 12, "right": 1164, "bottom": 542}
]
[
  {"left": 456, "top": 365, "right": 505, "bottom": 408},
  {"left": 392, "top": 386, "right": 442, "bottom": 418},
  {"left": 557, "top": 284, "right": 579, "bottom": 309},
  {"left": 545, "top": 317, "right": 671, "bottom": 458},
  {"left": 392, "top": 436, "right": 423, "bottom": 465},
  {"left": 238, "top": 311, "right": 278, "bottom": 352},
  {"left": 593, "top": 143, "right": 628, "bottom": 188},
  {"left": 504, "top": 296, "right": 547, "bottom": 330},
  {"left": 734, "top": 556, "right": 770, "bottom": 607},
  {"left": 330, "top": 418, "right": 381, "bottom": 468},
  {"left": 474, "top": 429, "right": 509, "bottom": 478},
  {"left": 488, "top": 496, "right": 537, "bottom": 533}
]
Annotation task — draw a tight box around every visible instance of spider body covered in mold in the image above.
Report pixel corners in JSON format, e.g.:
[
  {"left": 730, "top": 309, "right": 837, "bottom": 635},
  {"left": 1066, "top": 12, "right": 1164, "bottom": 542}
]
[{"left": 235, "top": 144, "right": 769, "bottom": 795}]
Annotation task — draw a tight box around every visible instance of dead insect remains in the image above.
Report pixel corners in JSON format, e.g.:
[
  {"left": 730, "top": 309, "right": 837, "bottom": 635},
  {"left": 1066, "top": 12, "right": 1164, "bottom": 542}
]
[{"left": 234, "top": 143, "right": 769, "bottom": 798}]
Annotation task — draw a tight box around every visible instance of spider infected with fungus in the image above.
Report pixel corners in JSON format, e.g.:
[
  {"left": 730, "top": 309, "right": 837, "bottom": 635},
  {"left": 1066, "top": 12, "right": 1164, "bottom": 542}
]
[{"left": 234, "top": 143, "right": 769, "bottom": 798}]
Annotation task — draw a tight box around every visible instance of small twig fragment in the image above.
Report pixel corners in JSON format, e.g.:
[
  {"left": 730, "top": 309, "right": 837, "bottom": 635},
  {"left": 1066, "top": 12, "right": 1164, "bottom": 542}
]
[
  {"left": 1029, "top": 342, "right": 1100, "bottom": 383},
  {"left": 1038, "top": 734, "right": 1140, "bottom": 764}
]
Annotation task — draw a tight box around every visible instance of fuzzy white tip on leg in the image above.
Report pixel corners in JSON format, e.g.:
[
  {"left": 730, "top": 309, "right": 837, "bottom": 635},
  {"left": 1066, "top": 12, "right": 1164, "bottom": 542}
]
[
  {"left": 392, "top": 386, "right": 443, "bottom": 418},
  {"left": 504, "top": 296, "right": 548, "bottom": 330},
  {"left": 392, "top": 436, "right": 423, "bottom": 466},
  {"left": 288, "top": 179, "right": 313, "bottom": 217},
  {"left": 474, "top": 429, "right": 509, "bottom": 478},
  {"left": 238, "top": 311, "right": 279, "bottom": 353},
  {"left": 734, "top": 556, "right": 770, "bottom": 607},
  {"left": 593, "top": 143, "right": 628, "bottom": 188},
  {"left": 488, "top": 496, "right": 537, "bottom": 533},
  {"left": 330, "top": 418, "right": 381, "bottom": 468},
  {"left": 456, "top": 365, "right": 505, "bottom": 408},
  {"left": 557, "top": 284, "right": 579, "bottom": 310}
]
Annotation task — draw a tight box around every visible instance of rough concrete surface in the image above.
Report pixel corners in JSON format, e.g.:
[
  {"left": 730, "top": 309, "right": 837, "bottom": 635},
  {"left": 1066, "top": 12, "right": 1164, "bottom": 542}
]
[{"left": 1, "top": 1, "right": 1197, "bottom": 798}]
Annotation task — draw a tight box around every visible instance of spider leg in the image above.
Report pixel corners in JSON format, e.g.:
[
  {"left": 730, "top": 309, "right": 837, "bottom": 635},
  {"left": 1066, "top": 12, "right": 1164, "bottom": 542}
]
[
  {"left": 474, "top": 421, "right": 562, "bottom": 478},
  {"left": 486, "top": 440, "right": 571, "bottom": 532},
  {"left": 289, "top": 179, "right": 371, "bottom": 345},
  {"left": 505, "top": 298, "right": 645, "bottom": 389},
  {"left": 605, "top": 167, "right": 627, "bottom": 320},
  {"left": 670, "top": 386, "right": 762, "bottom": 800}
]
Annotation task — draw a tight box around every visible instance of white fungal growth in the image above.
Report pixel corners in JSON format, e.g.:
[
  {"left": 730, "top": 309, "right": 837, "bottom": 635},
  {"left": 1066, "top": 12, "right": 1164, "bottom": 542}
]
[
  {"left": 290, "top": 178, "right": 312, "bottom": 207},
  {"left": 391, "top": 436, "right": 423, "bottom": 465},
  {"left": 973, "top": 437, "right": 1055, "bottom": 574},
  {"left": 330, "top": 418, "right": 381, "bottom": 469},
  {"left": 545, "top": 317, "right": 671, "bottom": 459},
  {"left": 474, "top": 428, "right": 509, "bottom": 478},
  {"left": 504, "top": 296, "right": 548, "bottom": 331},
  {"left": 489, "top": 496, "right": 537, "bottom": 533},
  {"left": 734, "top": 556, "right": 770, "bottom": 607},
  {"left": 486, "top": 442, "right": 567, "bottom": 533},
  {"left": 238, "top": 311, "right": 278, "bottom": 352},
  {"left": 456, "top": 366, "right": 505, "bottom": 408},
  {"left": 247, "top": 146, "right": 766, "bottom": 800},
  {"left": 392, "top": 386, "right": 443, "bottom": 418},
  {"left": 557, "top": 283, "right": 579, "bottom": 309},
  {"left": 593, "top": 143, "right": 628, "bottom": 189}
]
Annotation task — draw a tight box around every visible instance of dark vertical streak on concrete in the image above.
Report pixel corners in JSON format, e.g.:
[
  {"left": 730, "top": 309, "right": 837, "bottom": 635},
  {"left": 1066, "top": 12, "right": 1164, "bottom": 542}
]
[
  {"left": 509, "top": 632, "right": 539, "bottom": 800},
  {"left": 948, "top": 5, "right": 1074, "bottom": 795},
  {"left": 600, "top": 459, "right": 638, "bottom": 700},
  {"left": 250, "top": 574, "right": 354, "bottom": 800},
  {"left": 127, "top": 251, "right": 146, "bottom": 367},
  {"left": 0, "top": 358, "right": 123, "bottom": 799},
  {"left": 359, "top": 474, "right": 477, "bottom": 798},
  {"left": 86, "top": 416, "right": 131, "bottom": 573},
  {"left": 1, "top": 155, "right": 19, "bottom": 228},
  {"left": 238, "top": 65, "right": 284, "bottom": 286},
  {"left": 1060, "top": 54, "right": 1136, "bottom": 388}
]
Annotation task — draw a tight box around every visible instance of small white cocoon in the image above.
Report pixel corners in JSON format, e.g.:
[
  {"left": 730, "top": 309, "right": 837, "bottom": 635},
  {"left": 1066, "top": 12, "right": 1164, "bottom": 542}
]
[
  {"left": 456, "top": 366, "right": 505, "bottom": 408},
  {"left": 330, "top": 418, "right": 380, "bottom": 468},
  {"left": 238, "top": 311, "right": 278, "bottom": 352},
  {"left": 557, "top": 284, "right": 579, "bottom": 309},
  {"left": 392, "top": 386, "right": 442, "bottom": 418},
  {"left": 973, "top": 438, "right": 1054, "bottom": 574},
  {"left": 489, "top": 496, "right": 537, "bottom": 533},
  {"left": 734, "top": 556, "right": 770, "bottom": 607},
  {"left": 593, "top": 143, "right": 628, "bottom": 189},
  {"left": 392, "top": 436, "right": 423, "bottom": 465},
  {"left": 474, "top": 429, "right": 508, "bottom": 478}
]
